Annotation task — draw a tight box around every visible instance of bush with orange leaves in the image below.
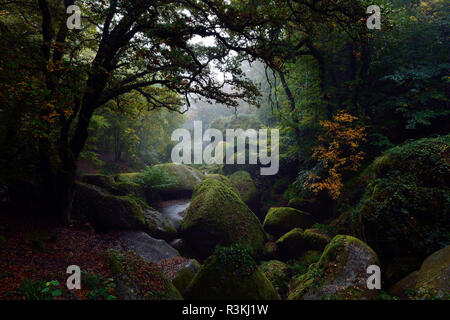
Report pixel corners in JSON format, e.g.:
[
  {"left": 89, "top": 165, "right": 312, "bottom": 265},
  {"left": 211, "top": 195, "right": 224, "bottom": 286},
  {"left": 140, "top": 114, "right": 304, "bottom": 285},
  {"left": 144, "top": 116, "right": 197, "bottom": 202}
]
[{"left": 308, "top": 111, "right": 366, "bottom": 200}]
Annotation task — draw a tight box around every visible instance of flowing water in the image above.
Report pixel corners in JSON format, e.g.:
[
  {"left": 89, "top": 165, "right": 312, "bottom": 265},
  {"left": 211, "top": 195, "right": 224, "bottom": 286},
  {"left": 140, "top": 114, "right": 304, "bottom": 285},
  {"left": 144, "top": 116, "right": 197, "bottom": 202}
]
[{"left": 154, "top": 198, "right": 191, "bottom": 231}]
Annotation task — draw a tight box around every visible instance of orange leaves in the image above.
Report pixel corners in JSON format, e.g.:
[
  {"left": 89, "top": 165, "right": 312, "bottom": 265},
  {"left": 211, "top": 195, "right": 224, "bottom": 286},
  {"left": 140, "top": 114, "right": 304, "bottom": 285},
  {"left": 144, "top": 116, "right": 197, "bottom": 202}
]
[{"left": 308, "top": 111, "right": 366, "bottom": 199}]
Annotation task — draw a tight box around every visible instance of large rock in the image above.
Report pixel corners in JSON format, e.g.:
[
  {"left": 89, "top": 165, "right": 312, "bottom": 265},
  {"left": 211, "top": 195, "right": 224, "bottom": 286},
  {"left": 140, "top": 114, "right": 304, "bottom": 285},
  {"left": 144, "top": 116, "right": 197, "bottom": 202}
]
[
  {"left": 73, "top": 182, "right": 147, "bottom": 232},
  {"left": 105, "top": 250, "right": 182, "bottom": 300},
  {"left": 152, "top": 163, "right": 204, "bottom": 198},
  {"left": 142, "top": 208, "right": 177, "bottom": 240},
  {"left": 229, "top": 171, "right": 259, "bottom": 214},
  {"left": 263, "top": 207, "right": 315, "bottom": 238},
  {"left": 276, "top": 228, "right": 330, "bottom": 260},
  {"left": 120, "top": 231, "right": 179, "bottom": 263},
  {"left": 288, "top": 235, "right": 380, "bottom": 300},
  {"left": 389, "top": 271, "right": 419, "bottom": 300},
  {"left": 180, "top": 179, "right": 266, "bottom": 258},
  {"left": 415, "top": 245, "right": 450, "bottom": 299},
  {"left": 338, "top": 135, "right": 450, "bottom": 262},
  {"left": 73, "top": 182, "right": 175, "bottom": 239},
  {"left": 184, "top": 244, "right": 280, "bottom": 300},
  {"left": 204, "top": 174, "right": 237, "bottom": 191}
]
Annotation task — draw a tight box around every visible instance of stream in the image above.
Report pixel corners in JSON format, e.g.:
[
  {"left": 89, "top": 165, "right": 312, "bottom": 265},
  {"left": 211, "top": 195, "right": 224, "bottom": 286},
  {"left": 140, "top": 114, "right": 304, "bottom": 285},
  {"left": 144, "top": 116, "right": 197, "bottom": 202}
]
[{"left": 154, "top": 198, "right": 191, "bottom": 231}]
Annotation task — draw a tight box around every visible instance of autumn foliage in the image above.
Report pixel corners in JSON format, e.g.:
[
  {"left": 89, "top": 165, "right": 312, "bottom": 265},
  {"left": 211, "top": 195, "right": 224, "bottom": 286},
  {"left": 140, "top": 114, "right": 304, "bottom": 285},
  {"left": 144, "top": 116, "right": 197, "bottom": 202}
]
[{"left": 308, "top": 111, "right": 366, "bottom": 199}]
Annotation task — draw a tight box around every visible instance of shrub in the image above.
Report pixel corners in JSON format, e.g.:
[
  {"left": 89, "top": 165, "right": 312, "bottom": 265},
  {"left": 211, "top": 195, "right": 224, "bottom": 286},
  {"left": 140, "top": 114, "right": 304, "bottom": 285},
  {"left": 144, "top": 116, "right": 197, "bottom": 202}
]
[
  {"left": 137, "top": 166, "right": 176, "bottom": 189},
  {"left": 214, "top": 243, "right": 256, "bottom": 277}
]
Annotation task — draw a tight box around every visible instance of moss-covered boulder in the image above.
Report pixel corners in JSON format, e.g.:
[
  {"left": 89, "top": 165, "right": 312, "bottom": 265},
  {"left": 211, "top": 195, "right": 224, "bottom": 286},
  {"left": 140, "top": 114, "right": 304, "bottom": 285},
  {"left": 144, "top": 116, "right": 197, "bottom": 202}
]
[
  {"left": 180, "top": 179, "right": 265, "bottom": 258},
  {"left": 152, "top": 163, "right": 204, "bottom": 198},
  {"left": 260, "top": 260, "right": 289, "bottom": 296},
  {"left": 82, "top": 174, "right": 117, "bottom": 192},
  {"left": 415, "top": 245, "right": 450, "bottom": 299},
  {"left": 73, "top": 182, "right": 176, "bottom": 239},
  {"left": 204, "top": 174, "right": 237, "bottom": 192},
  {"left": 83, "top": 174, "right": 146, "bottom": 200},
  {"left": 116, "top": 172, "right": 141, "bottom": 182},
  {"left": 263, "top": 207, "right": 315, "bottom": 238},
  {"left": 172, "top": 259, "right": 201, "bottom": 295},
  {"left": 288, "top": 235, "right": 380, "bottom": 300},
  {"left": 184, "top": 244, "right": 280, "bottom": 300},
  {"left": 73, "top": 182, "right": 147, "bottom": 232},
  {"left": 105, "top": 250, "right": 182, "bottom": 300},
  {"left": 275, "top": 228, "right": 330, "bottom": 260},
  {"left": 229, "top": 171, "right": 260, "bottom": 214},
  {"left": 345, "top": 135, "right": 450, "bottom": 262}
]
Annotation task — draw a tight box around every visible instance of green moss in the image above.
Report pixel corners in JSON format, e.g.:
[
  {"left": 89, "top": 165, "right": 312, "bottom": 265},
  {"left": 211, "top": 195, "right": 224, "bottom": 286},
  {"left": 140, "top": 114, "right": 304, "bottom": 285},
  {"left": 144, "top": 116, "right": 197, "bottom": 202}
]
[
  {"left": 73, "top": 182, "right": 148, "bottom": 232},
  {"left": 184, "top": 245, "right": 280, "bottom": 300},
  {"left": 415, "top": 245, "right": 450, "bottom": 299},
  {"left": 286, "top": 250, "right": 321, "bottom": 278},
  {"left": 263, "top": 207, "right": 315, "bottom": 238},
  {"left": 275, "top": 228, "right": 329, "bottom": 260},
  {"left": 152, "top": 163, "right": 204, "bottom": 193},
  {"left": 82, "top": 174, "right": 118, "bottom": 193},
  {"left": 260, "top": 260, "right": 289, "bottom": 296},
  {"left": 204, "top": 174, "right": 237, "bottom": 192},
  {"left": 288, "top": 235, "right": 379, "bottom": 300},
  {"left": 214, "top": 243, "right": 257, "bottom": 276},
  {"left": 172, "top": 268, "right": 196, "bottom": 295},
  {"left": 105, "top": 250, "right": 182, "bottom": 300},
  {"left": 346, "top": 135, "right": 450, "bottom": 261},
  {"left": 116, "top": 172, "right": 141, "bottom": 183},
  {"left": 181, "top": 178, "right": 265, "bottom": 258}
]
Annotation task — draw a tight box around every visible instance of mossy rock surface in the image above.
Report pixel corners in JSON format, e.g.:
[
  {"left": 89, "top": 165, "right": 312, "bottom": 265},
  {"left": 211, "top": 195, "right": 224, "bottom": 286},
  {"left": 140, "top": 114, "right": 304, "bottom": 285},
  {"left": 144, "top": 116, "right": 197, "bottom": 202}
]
[
  {"left": 116, "top": 172, "right": 141, "bottom": 183},
  {"left": 275, "top": 228, "right": 329, "bottom": 260},
  {"left": 288, "top": 235, "right": 379, "bottom": 300},
  {"left": 172, "top": 259, "right": 201, "bottom": 295},
  {"left": 83, "top": 174, "right": 146, "bottom": 199},
  {"left": 73, "top": 182, "right": 175, "bottom": 238},
  {"left": 105, "top": 250, "right": 182, "bottom": 300},
  {"left": 415, "top": 245, "right": 450, "bottom": 299},
  {"left": 229, "top": 171, "right": 260, "bottom": 213},
  {"left": 349, "top": 135, "right": 450, "bottom": 262},
  {"left": 152, "top": 163, "right": 204, "bottom": 198},
  {"left": 389, "top": 271, "right": 419, "bottom": 300},
  {"left": 180, "top": 179, "right": 265, "bottom": 258},
  {"left": 204, "top": 174, "right": 237, "bottom": 192},
  {"left": 263, "top": 207, "right": 315, "bottom": 238},
  {"left": 184, "top": 245, "right": 280, "bottom": 300},
  {"left": 82, "top": 174, "right": 117, "bottom": 192},
  {"left": 73, "top": 182, "right": 147, "bottom": 232},
  {"left": 260, "top": 260, "right": 289, "bottom": 297}
]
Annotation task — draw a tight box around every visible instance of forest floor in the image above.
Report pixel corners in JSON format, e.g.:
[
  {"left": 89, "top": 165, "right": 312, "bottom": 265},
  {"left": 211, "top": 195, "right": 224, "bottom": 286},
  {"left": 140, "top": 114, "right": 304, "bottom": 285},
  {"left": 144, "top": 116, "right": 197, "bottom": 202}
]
[{"left": 0, "top": 208, "right": 188, "bottom": 300}]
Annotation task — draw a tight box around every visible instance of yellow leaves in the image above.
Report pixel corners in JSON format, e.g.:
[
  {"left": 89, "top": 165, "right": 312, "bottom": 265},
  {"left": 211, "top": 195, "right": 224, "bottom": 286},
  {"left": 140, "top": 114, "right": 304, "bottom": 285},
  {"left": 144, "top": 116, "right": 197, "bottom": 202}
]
[{"left": 307, "top": 111, "right": 366, "bottom": 200}]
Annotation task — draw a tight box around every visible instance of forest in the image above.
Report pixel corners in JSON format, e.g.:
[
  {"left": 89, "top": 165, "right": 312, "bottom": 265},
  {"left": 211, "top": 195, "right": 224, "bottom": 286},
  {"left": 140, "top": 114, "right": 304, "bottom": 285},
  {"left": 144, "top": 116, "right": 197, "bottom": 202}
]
[{"left": 0, "top": 0, "right": 448, "bottom": 301}]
